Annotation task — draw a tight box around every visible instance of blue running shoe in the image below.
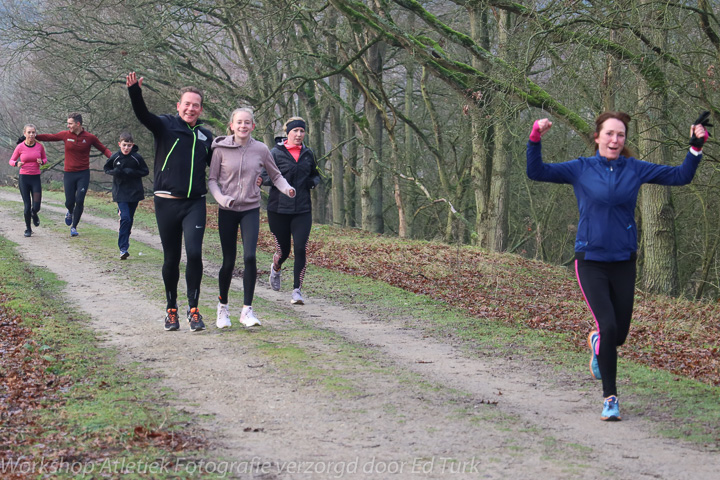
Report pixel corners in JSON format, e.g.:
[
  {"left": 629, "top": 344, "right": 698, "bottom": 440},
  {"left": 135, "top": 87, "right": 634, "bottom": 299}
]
[
  {"left": 70, "top": 227, "right": 79, "bottom": 237},
  {"left": 601, "top": 395, "right": 621, "bottom": 421},
  {"left": 65, "top": 211, "right": 73, "bottom": 226},
  {"left": 588, "top": 331, "right": 601, "bottom": 380}
]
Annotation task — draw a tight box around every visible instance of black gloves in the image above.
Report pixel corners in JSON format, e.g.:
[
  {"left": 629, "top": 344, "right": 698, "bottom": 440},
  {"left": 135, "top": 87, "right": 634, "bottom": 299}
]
[{"left": 690, "top": 111, "right": 712, "bottom": 149}]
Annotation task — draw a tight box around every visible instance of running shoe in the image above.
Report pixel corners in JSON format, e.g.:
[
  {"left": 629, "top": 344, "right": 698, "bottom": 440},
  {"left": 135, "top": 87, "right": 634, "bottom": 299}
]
[
  {"left": 70, "top": 227, "right": 79, "bottom": 237},
  {"left": 31, "top": 211, "right": 40, "bottom": 227},
  {"left": 269, "top": 263, "right": 281, "bottom": 291},
  {"left": 24, "top": 229, "right": 32, "bottom": 237},
  {"left": 216, "top": 302, "right": 231, "bottom": 329},
  {"left": 65, "top": 211, "right": 73, "bottom": 226},
  {"left": 600, "top": 395, "right": 621, "bottom": 421},
  {"left": 164, "top": 308, "right": 180, "bottom": 331},
  {"left": 588, "top": 331, "right": 602, "bottom": 380},
  {"left": 120, "top": 251, "right": 130, "bottom": 260},
  {"left": 291, "top": 288, "right": 304, "bottom": 305},
  {"left": 240, "top": 306, "right": 261, "bottom": 327},
  {"left": 187, "top": 307, "right": 206, "bottom": 332}
]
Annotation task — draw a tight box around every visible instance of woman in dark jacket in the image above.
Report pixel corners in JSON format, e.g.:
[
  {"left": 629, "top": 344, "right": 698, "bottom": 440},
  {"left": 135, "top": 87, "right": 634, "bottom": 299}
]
[{"left": 261, "top": 116, "right": 320, "bottom": 305}]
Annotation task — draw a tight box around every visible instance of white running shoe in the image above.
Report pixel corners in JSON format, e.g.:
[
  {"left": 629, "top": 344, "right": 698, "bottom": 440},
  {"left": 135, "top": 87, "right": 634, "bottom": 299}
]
[
  {"left": 291, "top": 288, "right": 304, "bottom": 305},
  {"left": 269, "top": 263, "right": 281, "bottom": 291},
  {"left": 240, "top": 306, "right": 261, "bottom": 327},
  {"left": 216, "top": 302, "right": 231, "bottom": 329}
]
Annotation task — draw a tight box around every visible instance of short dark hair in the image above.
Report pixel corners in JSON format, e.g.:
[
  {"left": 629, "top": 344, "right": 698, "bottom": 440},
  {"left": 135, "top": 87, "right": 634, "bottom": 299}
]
[
  {"left": 68, "top": 112, "right": 83, "bottom": 125},
  {"left": 119, "top": 131, "right": 134, "bottom": 143},
  {"left": 179, "top": 86, "right": 204, "bottom": 107}
]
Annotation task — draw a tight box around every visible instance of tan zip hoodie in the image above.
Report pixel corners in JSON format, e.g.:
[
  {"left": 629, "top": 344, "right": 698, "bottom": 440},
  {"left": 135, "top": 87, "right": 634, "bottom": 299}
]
[{"left": 209, "top": 135, "right": 293, "bottom": 211}]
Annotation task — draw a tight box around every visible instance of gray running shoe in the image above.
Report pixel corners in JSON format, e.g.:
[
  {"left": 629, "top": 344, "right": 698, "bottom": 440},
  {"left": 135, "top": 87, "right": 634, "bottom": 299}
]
[
  {"left": 291, "top": 288, "right": 304, "bottom": 305},
  {"left": 269, "top": 263, "right": 281, "bottom": 291}
]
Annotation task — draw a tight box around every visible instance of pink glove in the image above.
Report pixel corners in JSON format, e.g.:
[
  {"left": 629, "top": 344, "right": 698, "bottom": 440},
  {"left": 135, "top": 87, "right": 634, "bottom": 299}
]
[{"left": 529, "top": 121, "right": 543, "bottom": 143}]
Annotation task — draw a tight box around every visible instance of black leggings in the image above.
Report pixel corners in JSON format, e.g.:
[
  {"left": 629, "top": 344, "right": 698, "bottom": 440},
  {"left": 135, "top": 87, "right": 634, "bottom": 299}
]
[
  {"left": 218, "top": 208, "right": 259, "bottom": 306},
  {"left": 154, "top": 196, "right": 206, "bottom": 310},
  {"left": 267, "top": 211, "right": 312, "bottom": 290},
  {"left": 19, "top": 174, "right": 42, "bottom": 230},
  {"left": 63, "top": 170, "right": 90, "bottom": 228},
  {"left": 575, "top": 256, "right": 636, "bottom": 398}
]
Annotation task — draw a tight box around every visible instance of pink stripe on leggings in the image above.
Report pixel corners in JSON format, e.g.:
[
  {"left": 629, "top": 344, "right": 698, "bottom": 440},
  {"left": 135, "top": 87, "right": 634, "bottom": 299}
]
[{"left": 575, "top": 259, "right": 600, "bottom": 355}]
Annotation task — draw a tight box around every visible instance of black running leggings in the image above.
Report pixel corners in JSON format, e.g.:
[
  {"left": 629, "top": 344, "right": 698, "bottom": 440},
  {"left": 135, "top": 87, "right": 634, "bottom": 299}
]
[
  {"left": 267, "top": 211, "right": 312, "bottom": 290},
  {"left": 218, "top": 207, "right": 260, "bottom": 306},
  {"left": 575, "top": 256, "right": 636, "bottom": 398},
  {"left": 154, "top": 196, "right": 206, "bottom": 310},
  {"left": 63, "top": 170, "right": 90, "bottom": 228},
  {"left": 18, "top": 174, "right": 42, "bottom": 230}
]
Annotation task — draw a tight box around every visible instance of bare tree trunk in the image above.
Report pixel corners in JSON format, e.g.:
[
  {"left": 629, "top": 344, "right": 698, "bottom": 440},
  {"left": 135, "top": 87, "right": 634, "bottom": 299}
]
[
  {"left": 486, "top": 9, "right": 512, "bottom": 252},
  {"left": 403, "top": 22, "right": 416, "bottom": 237},
  {"left": 344, "top": 86, "right": 359, "bottom": 228},
  {"left": 469, "top": 5, "right": 491, "bottom": 247},
  {"left": 637, "top": 107, "right": 679, "bottom": 294},
  {"left": 302, "top": 82, "right": 326, "bottom": 224},
  {"left": 636, "top": 4, "right": 679, "bottom": 295},
  {"left": 361, "top": 42, "right": 384, "bottom": 234},
  {"left": 390, "top": 133, "right": 407, "bottom": 238},
  {"left": 328, "top": 14, "right": 344, "bottom": 228}
]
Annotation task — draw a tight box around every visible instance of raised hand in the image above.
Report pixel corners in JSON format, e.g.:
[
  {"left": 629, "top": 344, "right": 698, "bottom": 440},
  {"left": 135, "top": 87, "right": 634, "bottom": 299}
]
[
  {"left": 530, "top": 118, "right": 553, "bottom": 142},
  {"left": 126, "top": 72, "right": 143, "bottom": 88}
]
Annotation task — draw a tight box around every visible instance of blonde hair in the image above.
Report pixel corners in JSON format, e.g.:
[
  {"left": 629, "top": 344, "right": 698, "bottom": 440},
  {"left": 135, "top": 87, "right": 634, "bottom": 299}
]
[
  {"left": 23, "top": 124, "right": 37, "bottom": 133},
  {"left": 226, "top": 107, "right": 255, "bottom": 135}
]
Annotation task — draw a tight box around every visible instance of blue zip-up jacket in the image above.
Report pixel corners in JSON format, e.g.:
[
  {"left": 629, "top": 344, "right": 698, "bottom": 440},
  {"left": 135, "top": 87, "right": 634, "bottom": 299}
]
[
  {"left": 527, "top": 141, "right": 702, "bottom": 262},
  {"left": 128, "top": 84, "right": 213, "bottom": 199}
]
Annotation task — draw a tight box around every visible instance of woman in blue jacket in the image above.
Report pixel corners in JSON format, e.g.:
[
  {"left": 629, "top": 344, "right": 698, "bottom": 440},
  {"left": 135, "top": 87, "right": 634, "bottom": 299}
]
[{"left": 527, "top": 112, "right": 708, "bottom": 421}]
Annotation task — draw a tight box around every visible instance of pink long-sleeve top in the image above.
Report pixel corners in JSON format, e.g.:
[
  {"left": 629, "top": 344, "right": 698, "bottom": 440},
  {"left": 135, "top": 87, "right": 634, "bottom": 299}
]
[{"left": 9, "top": 142, "right": 48, "bottom": 175}]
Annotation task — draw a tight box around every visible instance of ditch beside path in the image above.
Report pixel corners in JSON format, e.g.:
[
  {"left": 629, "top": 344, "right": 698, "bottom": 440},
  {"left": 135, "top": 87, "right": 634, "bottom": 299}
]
[{"left": 0, "top": 192, "right": 718, "bottom": 480}]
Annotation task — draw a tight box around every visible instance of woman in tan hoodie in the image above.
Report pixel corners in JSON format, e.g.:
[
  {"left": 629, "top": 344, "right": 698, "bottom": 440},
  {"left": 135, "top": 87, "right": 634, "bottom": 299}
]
[{"left": 208, "top": 108, "right": 295, "bottom": 329}]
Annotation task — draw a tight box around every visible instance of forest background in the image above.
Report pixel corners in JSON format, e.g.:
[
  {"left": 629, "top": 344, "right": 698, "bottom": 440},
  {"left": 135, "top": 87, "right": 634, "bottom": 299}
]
[{"left": 1, "top": 0, "right": 720, "bottom": 301}]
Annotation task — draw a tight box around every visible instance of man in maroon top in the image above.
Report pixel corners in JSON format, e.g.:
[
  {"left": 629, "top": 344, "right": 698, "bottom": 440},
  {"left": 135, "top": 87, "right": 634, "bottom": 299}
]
[{"left": 36, "top": 113, "right": 111, "bottom": 236}]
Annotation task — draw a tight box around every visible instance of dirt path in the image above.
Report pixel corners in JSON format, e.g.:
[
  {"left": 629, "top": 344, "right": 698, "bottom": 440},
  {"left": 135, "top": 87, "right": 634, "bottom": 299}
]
[{"left": 1, "top": 192, "right": 718, "bottom": 480}]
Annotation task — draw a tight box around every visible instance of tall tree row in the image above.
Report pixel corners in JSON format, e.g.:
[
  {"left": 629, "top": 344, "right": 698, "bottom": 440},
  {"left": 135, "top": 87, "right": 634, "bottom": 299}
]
[{"left": 2, "top": 0, "right": 720, "bottom": 299}]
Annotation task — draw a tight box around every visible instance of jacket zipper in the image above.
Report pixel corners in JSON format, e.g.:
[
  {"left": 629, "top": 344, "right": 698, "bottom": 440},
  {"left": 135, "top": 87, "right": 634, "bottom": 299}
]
[
  {"left": 162, "top": 139, "right": 179, "bottom": 171},
  {"left": 187, "top": 125, "right": 197, "bottom": 198}
]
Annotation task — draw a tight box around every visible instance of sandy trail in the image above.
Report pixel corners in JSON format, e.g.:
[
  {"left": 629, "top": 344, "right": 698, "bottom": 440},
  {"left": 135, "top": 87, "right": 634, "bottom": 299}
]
[{"left": 0, "top": 191, "right": 717, "bottom": 479}]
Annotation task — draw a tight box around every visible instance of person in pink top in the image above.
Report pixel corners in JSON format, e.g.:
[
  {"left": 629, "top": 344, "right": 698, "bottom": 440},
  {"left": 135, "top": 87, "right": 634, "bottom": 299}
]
[{"left": 9, "top": 124, "right": 48, "bottom": 237}]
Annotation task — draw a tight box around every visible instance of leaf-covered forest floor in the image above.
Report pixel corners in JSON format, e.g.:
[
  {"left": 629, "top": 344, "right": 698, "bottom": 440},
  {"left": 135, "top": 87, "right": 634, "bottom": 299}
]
[{"left": 251, "top": 207, "right": 719, "bottom": 388}]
